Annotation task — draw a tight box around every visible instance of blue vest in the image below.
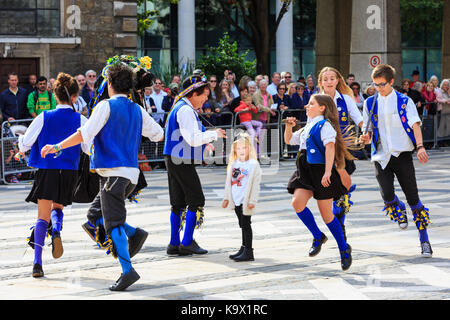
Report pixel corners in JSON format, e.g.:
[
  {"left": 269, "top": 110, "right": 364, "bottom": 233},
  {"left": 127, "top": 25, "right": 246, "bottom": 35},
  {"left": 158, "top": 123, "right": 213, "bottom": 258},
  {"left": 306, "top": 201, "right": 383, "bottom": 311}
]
[
  {"left": 28, "top": 108, "right": 81, "bottom": 170},
  {"left": 163, "top": 100, "right": 206, "bottom": 162},
  {"left": 366, "top": 90, "right": 416, "bottom": 156},
  {"left": 90, "top": 96, "right": 142, "bottom": 169},
  {"left": 336, "top": 92, "right": 349, "bottom": 131},
  {"left": 306, "top": 119, "right": 329, "bottom": 164}
]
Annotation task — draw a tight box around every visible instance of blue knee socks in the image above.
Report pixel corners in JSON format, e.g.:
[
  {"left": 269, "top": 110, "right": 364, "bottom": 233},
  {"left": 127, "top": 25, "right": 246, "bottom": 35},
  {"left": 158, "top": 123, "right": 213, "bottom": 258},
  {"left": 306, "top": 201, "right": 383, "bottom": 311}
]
[
  {"left": 110, "top": 226, "right": 132, "bottom": 275},
  {"left": 181, "top": 210, "right": 196, "bottom": 246},
  {"left": 170, "top": 211, "right": 181, "bottom": 246},
  {"left": 410, "top": 200, "right": 430, "bottom": 243},
  {"left": 50, "top": 209, "right": 63, "bottom": 234},
  {"left": 33, "top": 219, "right": 48, "bottom": 266},
  {"left": 96, "top": 217, "right": 136, "bottom": 238},
  {"left": 326, "top": 217, "right": 348, "bottom": 252},
  {"left": 296, "top": 207, "right": 323, "bottom": 240}
]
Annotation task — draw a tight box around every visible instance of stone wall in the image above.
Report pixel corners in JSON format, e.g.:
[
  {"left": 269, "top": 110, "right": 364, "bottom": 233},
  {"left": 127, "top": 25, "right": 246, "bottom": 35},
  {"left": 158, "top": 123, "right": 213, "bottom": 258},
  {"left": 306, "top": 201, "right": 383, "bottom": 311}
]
[{"left": 50, "top": 0, "right": 138, "bottom": 77}]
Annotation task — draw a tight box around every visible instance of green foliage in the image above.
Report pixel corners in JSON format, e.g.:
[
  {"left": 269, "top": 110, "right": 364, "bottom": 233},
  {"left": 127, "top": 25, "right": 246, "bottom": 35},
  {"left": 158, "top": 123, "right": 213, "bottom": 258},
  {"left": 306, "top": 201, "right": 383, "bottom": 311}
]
[
  {"left": 195, "top": 33, "right": 257, "bottom": 81},
  {"left": 400, "top": 0, "right": 444, "bottom": 45},
  {"left": 151, "top": 59, "right": 195, "bottom": 85},
  {"left": 137, "top": 0, "right": 179, "bottom": 36}
]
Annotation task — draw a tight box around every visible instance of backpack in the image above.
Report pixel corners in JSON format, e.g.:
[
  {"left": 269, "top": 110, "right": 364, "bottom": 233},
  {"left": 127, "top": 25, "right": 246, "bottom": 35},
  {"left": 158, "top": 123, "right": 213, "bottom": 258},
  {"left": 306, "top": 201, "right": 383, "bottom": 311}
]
[{"left": 33, "top": 89, "right": 52, "bottom": 107}]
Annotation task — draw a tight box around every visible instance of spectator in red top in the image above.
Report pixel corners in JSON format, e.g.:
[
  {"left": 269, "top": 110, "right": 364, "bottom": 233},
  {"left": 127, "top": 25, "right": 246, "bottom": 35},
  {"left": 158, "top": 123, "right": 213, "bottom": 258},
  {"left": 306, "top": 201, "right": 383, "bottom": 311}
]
[
  {"left": 234, "top": 94, "right": 262, "bottom": 148},
  {"left": 421, "top": 82, "right": 438, "bottom": 115},
  {"left": 410, "top": 70, "right": 424, "bottom": 89}
]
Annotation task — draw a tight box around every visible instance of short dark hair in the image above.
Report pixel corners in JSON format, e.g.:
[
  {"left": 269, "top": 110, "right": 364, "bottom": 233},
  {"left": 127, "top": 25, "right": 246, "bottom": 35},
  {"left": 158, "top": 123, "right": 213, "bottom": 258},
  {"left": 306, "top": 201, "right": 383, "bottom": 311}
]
[
  {"left": 8, "top": 72, "right": 18, "bottom": 80},
  {"left": 372, "top": 64, "right": 396, "bottom": 82},
  {"left": 37, "top": 76, "right": 47, "bottom": 83},
  {"left": 347, "top": 74, "right": 355, "bottom": 78},
  {"left": 107, "top": 64, "right": 134, "bottom": 94}
]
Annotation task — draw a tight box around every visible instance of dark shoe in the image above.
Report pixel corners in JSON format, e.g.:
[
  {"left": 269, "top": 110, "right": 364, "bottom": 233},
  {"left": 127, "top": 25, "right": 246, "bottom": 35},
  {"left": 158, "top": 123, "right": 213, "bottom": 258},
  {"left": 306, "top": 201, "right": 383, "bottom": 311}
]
[
  {"left": 51, "top": 231, "right": 63, "bottom": 259},
  {"left": 229, "top": 246, "right": 244, "bottom": 260},
  {"left": 178, "top": 239, "right": 208, "bottom": 255},
  {"left": 233, "top": 247, "right": 254, "bottom": 262},
  {"left": 309, "top": 233, "right": 328, "bottom": 257},
  {"left": 128, "top": 228, "right": 148, "bottom": 258},
  {"left": 81, "top": 222, "right": 96, "bottom": 243},
  {"left": 340, "top": 244, "right": 352, "bottom": 271},
  {"left": 109, "top": 268, "right": 140, "bottom": 291},
  {"left": 32, "top": 264, "right": 44, "bottom": 278},
  {"left": 421, "top": 241, "right": 433, "bottom": 258},
  {"left": 166, "top": 244, "right": 180, "bottom": 255}
]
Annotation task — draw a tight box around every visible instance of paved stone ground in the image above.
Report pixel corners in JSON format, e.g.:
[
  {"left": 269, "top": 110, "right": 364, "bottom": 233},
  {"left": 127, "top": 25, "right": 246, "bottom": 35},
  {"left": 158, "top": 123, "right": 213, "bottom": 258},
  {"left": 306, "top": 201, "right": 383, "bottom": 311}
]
[{"left": 0, "top": 150, "right": 449, "bottom": 301}]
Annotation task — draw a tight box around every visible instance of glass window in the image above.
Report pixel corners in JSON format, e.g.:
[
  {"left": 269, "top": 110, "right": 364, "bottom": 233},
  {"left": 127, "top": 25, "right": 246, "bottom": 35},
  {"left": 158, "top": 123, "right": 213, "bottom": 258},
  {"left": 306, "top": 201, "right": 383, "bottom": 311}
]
[{"left": 0, "top": 0, "right": 60, "bottom": 36}]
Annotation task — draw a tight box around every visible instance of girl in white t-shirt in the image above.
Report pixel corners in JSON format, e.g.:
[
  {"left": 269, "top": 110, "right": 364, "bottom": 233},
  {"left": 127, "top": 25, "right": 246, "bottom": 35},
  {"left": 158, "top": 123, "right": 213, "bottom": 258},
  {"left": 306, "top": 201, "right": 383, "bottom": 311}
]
[{"left": 222, "top": 133, "right": 261, "bottom": 262}]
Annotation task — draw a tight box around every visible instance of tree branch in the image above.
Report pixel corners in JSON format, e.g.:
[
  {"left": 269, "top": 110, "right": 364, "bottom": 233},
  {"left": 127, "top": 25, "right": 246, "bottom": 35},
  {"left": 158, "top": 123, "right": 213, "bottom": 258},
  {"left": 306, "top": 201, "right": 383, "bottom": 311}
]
[
  {"left": 269, "top": 0, "right": 292, "bottom": 48},
  {"left": 215, "top": 0, "right": 252, "bottom": 41}
]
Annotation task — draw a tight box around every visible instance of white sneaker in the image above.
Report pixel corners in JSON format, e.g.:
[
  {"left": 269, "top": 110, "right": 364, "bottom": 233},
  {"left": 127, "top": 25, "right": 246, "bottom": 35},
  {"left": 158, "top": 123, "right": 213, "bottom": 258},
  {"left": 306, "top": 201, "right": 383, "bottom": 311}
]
[{"left": 421, "top": 241, "right": 433, "bottom": 258}]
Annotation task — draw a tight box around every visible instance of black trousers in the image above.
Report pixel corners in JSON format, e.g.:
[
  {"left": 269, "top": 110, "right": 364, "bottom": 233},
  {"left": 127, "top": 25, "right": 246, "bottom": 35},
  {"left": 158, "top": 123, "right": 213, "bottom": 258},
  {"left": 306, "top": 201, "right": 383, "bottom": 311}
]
[
  {"left": 87, "top": 176, "right": 136, "bottom": 234},
  {"left": 235, "top": 205, "right": 253, "bottom": 249},
  {"left": 164, "top": 156, "right": 205, "bottom": 214},
  {"left": 374, "top": 151, "right": 419, "bottom": 206}
]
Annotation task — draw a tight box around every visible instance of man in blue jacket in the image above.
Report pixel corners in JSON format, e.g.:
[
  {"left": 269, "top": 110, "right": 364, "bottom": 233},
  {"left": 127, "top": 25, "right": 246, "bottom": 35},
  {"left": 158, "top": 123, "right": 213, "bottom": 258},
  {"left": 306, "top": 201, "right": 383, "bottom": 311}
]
[{"left": 0, "top": 73, "right": 29, "bottom": 122}]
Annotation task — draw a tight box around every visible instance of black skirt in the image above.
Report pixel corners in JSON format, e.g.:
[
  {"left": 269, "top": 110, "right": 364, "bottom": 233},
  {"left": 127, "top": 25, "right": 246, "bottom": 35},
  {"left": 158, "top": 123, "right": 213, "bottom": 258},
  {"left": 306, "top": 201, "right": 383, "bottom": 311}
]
[
  {"left": 26, "top": 169, "right": 78, "bottom": 206},
  {"left": 287, "top": 150, "right": 347, "bottom": 200}
]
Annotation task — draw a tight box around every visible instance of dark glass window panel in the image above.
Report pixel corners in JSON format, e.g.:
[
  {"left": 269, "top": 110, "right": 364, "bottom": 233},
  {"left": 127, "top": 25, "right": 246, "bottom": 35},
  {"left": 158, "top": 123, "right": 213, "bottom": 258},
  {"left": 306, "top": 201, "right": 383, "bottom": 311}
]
[
  {"left": 37, "top": 0, "right": 59, "bottom": 9},
  {"left": 0, "top": 10, "right": 36, "bottom": 35},
  {"left": 37, "top": 8, "right": 60, "bottom": 36},
  {"left": 0, "top": 0, "right": 36, "bottom": 9}
]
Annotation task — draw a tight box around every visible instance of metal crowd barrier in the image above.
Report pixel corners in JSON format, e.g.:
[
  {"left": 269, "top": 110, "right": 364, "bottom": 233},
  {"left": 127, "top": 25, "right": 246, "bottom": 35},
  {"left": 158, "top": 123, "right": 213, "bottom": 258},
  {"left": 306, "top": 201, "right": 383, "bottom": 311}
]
[
  {"left": 279, "top": 109, "right": 307, "bottom": 160},
  {"left": 3, "top": 101, "right": 448, "bottom": 184},
  {"left": 1, "top": 119, "right": 36, "bottom": 184}
]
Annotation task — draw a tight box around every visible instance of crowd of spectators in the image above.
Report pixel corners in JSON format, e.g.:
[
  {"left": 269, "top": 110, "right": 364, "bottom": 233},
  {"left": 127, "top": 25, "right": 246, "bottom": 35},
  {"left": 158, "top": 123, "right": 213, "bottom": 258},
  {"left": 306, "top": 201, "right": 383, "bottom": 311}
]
[{"left": 2, "top": 66, "right": 450, "bottom": 182}]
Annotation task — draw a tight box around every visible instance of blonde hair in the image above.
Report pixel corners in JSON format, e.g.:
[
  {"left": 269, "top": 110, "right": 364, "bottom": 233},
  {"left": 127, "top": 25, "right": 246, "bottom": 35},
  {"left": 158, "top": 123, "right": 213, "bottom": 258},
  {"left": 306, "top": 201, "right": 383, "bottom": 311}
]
[
  {"left": 287, "top": 82, "right": 297, "bottom": 96},
  {"left": 228, "top": 132, "right": 257, "bottom": 169},
  {"left": 310, "top": 94, "right": 356, "bottom": 169},
  {"left": 318, "top": 67, "right": 354, "bottom": 98}
]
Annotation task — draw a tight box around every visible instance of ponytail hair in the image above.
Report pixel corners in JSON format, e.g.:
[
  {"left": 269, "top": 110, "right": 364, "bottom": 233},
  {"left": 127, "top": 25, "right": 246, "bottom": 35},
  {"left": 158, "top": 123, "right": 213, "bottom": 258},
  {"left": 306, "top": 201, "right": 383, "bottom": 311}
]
[
  {"left": 53, "top": 72, "right": 79, "bottom": 105},
  {"left": 310, "top": 94, "right": 356, "bottom": 169}
]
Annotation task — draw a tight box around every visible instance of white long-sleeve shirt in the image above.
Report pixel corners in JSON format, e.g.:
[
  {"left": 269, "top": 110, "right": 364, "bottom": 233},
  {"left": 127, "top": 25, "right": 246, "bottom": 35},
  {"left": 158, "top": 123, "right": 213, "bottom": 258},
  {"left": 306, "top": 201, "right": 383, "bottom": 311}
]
[
  {"left": 78, "top": 94, "right": 164, "bottom": 184},
  {"left": 18, "top": 104, "right": 90, "bottom": 154},
  {"left": 362, "top": 89, "right": 421, "bottom": 169},
  {"left": 289, "top": 115, "right": 337, "bottom": 150},
  {"left": 176, "top": 98, "right": 218, "bottom": 147}
]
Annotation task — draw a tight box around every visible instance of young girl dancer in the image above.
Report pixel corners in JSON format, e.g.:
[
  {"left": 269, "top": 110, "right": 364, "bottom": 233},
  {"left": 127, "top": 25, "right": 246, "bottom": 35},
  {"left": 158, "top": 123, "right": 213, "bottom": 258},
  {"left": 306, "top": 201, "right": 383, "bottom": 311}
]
[
  {"left": 285, "top": 94, "right": 354, "bottom": 271},
  {"left": 17, "top": 73, "right": 89, "bottom": 277},
  {"left": 318, "top": 67, "right": 363, "bottom": 240},
  {"left": 222, "top": 133, "right": 262, "bottom": 262}
]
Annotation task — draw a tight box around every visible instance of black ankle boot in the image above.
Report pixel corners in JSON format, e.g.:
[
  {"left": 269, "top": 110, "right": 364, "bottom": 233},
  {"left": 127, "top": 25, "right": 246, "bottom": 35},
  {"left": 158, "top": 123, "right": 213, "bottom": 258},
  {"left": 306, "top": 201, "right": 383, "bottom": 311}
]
[
  {"left": 233, "top": 247, "right": 254, "bottom": 262},
  {"left": 309, "top": 233, "right": 328, "bottom": 257},
  {"left": 229, "top": 246, "right": 244, "bottom": 260}
]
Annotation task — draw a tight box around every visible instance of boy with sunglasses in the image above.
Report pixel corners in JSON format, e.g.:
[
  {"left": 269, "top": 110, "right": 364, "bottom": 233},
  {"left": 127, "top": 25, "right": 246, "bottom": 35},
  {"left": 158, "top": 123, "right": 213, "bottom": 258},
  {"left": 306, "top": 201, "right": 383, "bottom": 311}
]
[{"left": 360, "top": 64, "right": 432, "bottom": 257}]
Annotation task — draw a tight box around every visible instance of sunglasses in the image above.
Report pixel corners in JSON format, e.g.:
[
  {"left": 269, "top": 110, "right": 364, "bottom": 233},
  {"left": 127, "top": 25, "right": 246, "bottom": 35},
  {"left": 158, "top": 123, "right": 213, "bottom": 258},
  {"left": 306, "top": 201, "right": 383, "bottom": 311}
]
[
  {"left": 209, "top": 80, "right": 217, "bottom": 83},
  {"left": 279, "top": 87, "right": 286, "bottom": 91},
  {"left": 372, "top": 82, "right": 388, "bottom": 88},
  {"left": 155, "top": 82, "right": 162, "bottom": 85},
  {"left": 285, "top": 76, "right": 291, "bottom": 78}
]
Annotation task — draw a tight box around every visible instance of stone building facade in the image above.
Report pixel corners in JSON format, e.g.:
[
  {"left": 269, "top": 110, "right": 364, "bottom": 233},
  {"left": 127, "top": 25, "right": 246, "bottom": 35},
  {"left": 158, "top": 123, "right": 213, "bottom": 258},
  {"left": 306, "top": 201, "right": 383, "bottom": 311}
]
[{"left": 0, "top": 0, "right": 138, "bottom": 90}]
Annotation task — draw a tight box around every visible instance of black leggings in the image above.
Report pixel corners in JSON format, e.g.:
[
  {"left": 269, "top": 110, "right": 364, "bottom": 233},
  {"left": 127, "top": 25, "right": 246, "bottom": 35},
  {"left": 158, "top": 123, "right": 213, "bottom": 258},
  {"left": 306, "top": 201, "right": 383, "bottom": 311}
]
[
  {"left": 235, "top": 205, "right": 253, "bottom": 249},
  {"left": 374, "top": 152, "right": 420, "bottom": 206}
]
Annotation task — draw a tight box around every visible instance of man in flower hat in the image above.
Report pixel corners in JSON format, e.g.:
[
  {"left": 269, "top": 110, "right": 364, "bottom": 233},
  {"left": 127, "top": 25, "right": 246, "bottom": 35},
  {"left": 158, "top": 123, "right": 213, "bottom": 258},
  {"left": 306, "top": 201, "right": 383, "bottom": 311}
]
[{"left": 164, "top": 75, "right": 226, "bottom": 256}]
